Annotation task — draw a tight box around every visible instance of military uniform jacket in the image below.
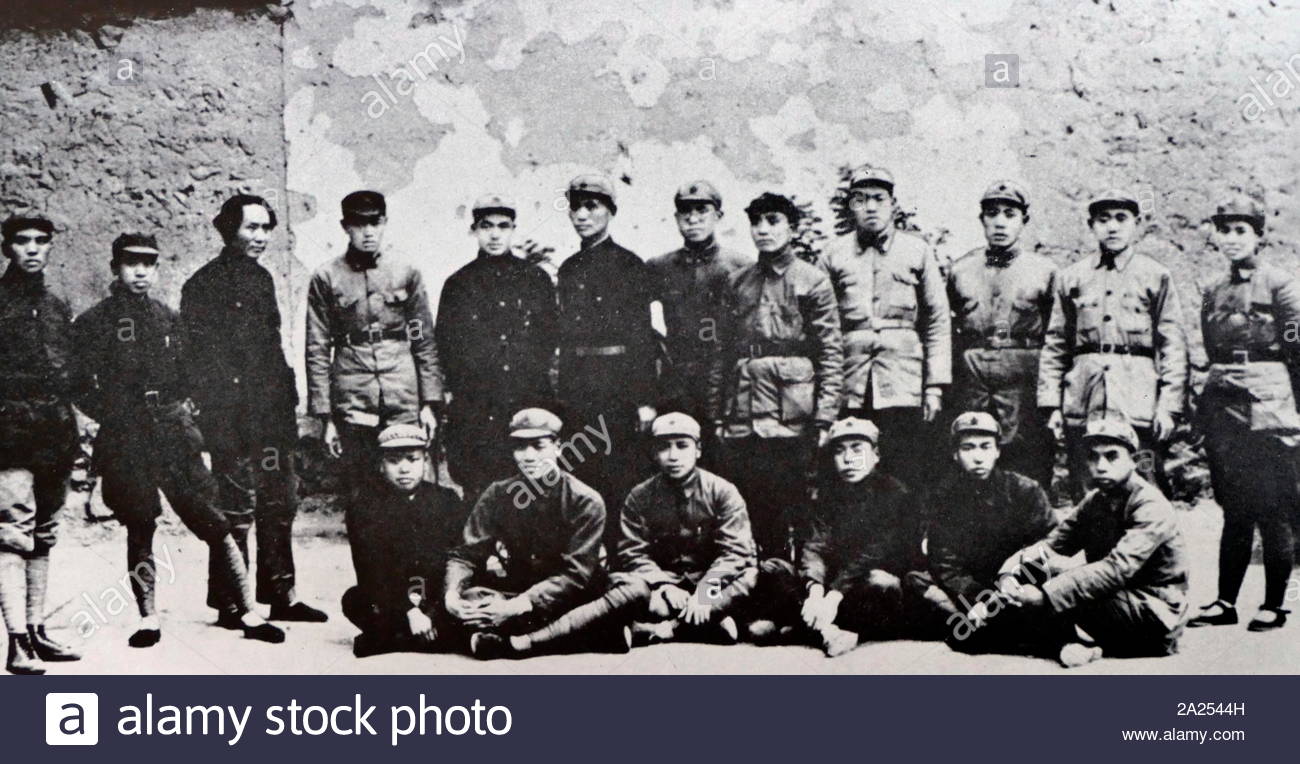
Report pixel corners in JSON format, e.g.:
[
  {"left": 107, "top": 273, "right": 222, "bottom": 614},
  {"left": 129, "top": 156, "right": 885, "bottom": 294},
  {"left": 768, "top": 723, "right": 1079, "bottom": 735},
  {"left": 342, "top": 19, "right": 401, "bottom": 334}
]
[
  {"left": 1196, "top": 260, "right": 1300, "bottom": 441},
  {"left": 927, "top": 468, "right": 1054, "bottom": 608},
  {"left": 180, "top": 247, "right": 298, "bottom": 450},
  {"left": 817, "top": 229, "right": 951, "bottom": 410},
  {"left": 647, "top": 240, "right": 752, "bottom": 402},
  {"left": 709, "top": 247, "right": 844, "bottom": 437},
  {"left": 73, "top": 284, "right": 201, "bottom": 456},
  {"left": 0, "top": 268, "right": 78, "bottom": 471},
  {"left": 556, "top": 236, "right": 657, "bottom": 408},
  {"left": 347, "top": 481, "right": 467, "bottom": 619},
  {"left": 435, "top": 252, "right": 557, "bottom": 412},
  {"left": 305, "top": 249, "right": 443, "bottom": 425},
  {"left": 617, "top": 468, "right": 758, "bottom": 606},
  {"left": 1038, "top": 249, "right": 1187, "bottom": 428},
  {"left": 948, "top": 246, "right": 1056, "bottom": 355},
  {"left": 799, "top": 471, "right": 923, "bottom": 590},
  {"left": 1041, "top": 474, "right": 1188, "bottom": 630},
  {"left": 445, "top": 470, "right": 605, "bottom": 616}
]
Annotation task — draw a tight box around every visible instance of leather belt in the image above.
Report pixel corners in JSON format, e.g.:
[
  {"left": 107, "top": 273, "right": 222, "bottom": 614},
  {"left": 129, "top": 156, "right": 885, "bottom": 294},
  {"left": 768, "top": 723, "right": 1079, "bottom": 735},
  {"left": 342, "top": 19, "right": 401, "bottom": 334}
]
[
  {"left": 1075, "top": 342, "right": 1155, "bottom": 359},
  {"left": 573, "top": 345, "right": 627, "bottom": 357},
  {"left": 337, "top": 326, "right": 410, "bottom": 346},
  {"left": 1214, "top": 348, "right": 1282, "bottom": 364},
  {"left": 843, "top": 318, "right": 915, "bottom": 332}
]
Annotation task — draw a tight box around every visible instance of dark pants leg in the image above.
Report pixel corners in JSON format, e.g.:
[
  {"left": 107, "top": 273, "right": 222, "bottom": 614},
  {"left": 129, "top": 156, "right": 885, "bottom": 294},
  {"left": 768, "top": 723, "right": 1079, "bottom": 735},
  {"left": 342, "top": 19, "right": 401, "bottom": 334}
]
[
  {"left": 565, "top": 404, "right": 648, "bottom": 554},
  {"left": 250, "top": 455, "right": 298, "bottom": 606},
  {"left": 444, "top": 406, "right": 513, "bottom": 504},
  {"left": 1065, "top": 424, "right": 1166, "bottom": 501},
  {"left": 100, "top": 454, "right": 164, "bottom": 618},
  {"left": 516, "top": 574, "right": 648, "bottom": 653},
  {"left": 206, "top": 444, "right": 298, "bottom": 609},
  {"left": 852, "top": 407, "right": 932, "bottom": 497},
  {"left": 835, "top": 569, "right": 905, "bottom": 639},
  {"left": 719, "top": 436, "right": 812, "bottom": 560},
  {"left": 1074, "top": 589, "right": 1182, "bottom": 657}
]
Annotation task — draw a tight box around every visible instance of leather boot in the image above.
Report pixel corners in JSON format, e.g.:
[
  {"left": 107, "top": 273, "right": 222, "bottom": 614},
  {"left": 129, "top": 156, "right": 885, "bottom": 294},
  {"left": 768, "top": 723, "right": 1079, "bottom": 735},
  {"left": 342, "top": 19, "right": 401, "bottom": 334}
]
[
  {"left": 6, "top": 632, "right": 46, "bottom": 675},
  {"left": 28, "top": 624, "right": 82, "bottom": 661}
]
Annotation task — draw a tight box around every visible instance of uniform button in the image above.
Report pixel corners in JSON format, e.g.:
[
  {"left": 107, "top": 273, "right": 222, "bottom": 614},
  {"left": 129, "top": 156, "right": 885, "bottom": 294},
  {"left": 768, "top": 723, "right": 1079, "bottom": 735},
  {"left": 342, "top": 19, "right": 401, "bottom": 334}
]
[
  {"left": 596, "top": 296, "right": 603, "bottom": 302},
  {"left": 235, "top": 301, "right": 243, "bottom": 308},
  {"left": 498, "top": 301, "right": 505, "bottom": 307},
  {"left": 1105, "top": 290, "right": 1113, "bottom": 296},
  {"left": 1103, "top": 315, "right": 1112, "bottom": 322},
  {"left": 502, "top": 365, "right": 510, "bottom": 371},
  {"left": 233, "top": 376, "right": 240, "bottom": 384},
  {"left": 500, "top": 334, "right": 508, "bottom": 341}
]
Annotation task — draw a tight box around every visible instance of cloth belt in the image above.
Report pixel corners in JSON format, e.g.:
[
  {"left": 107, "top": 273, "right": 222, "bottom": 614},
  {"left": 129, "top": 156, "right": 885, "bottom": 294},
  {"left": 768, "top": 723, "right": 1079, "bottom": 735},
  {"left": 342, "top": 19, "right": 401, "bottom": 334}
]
[
  {"left": 1209, "top": 347, "right": 1282, "bottom": 364},
  {"left": 741, "top": 339, "right": 811, "bottom": 359},
  {"left": 572, "top": 345, "right": 628, "bottom": 357},
  {"left": 843, "top": 318, "right": 915, "bottom": 332},
  {"left": 1074, "top": 342, "right": 1155, "bottom": 359},
  {"left": 337, "top": 327, "right": 410, "bottom": 346}
]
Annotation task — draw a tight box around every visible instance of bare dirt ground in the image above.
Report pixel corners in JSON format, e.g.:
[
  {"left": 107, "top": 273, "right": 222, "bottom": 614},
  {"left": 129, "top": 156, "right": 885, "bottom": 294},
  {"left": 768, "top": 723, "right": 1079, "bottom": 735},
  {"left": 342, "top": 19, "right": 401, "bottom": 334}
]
[{"left": 23, "top": 498, "right": 1300, "bottom": 676}]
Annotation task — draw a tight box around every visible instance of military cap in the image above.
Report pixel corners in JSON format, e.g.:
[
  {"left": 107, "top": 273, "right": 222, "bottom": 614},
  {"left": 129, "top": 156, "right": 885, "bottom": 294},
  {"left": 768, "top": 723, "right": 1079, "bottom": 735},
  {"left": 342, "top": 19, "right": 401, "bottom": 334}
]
[
  {"left": 1081, "top": 412, "right": 1140, "bottom": 453},
  {"left": 2, "top": 215, "right": 54, "bottom": 241},
  {"left": 472, "top": 193, "right": 517, "bottom": 220},
  {"left": 1211, "top": 195, "right": 1265, "bottom": 232},
  {"left": 566, "top": 174, "right": 617, "bottom": 208},
  {"left": 980, "top": 180, "right": 1029, "bottom": 210},
  {"left": 651, "top": 412, "right": 701, "bottom": 440},
  {"left": 509, "top": 407, "right": 562, "bottom": 439},
  {"left": 377, "top": 423, "right": 427, "bottom": 449},
  {"left": 111, "top": 232, "right": 161, "bottom": 263},
  {"left": 674, "top": 180, "right": 722, "bottom": 208},
  {"left": 826, "top": 417, "right": 879, "bottom": 446},
  {"left": 744, "top": 192, "right": 802, "bottom": 226},
  {"left": 341, "top": 190, "right": 387, "bottom": 221},
  {"left": 1087, "top": 188, "right": 1140, "bottom": 218},
  {"left": 849, "top": 164, "right": 895, "bottom": 192},
  {"left": 950, "top": 411, "right": 1002, "bottom": 440}
]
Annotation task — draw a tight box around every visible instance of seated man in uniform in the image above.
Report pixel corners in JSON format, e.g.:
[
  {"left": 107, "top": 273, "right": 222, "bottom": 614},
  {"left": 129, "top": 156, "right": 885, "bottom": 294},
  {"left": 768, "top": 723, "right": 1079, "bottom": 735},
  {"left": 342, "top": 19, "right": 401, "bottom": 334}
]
[
  {"left": 469, "top": 412, "right": 757, "bottom": 658},
  {"left": 444, "top": 408, "right": 612, "bottom": 659},
  {"left": 909, "top": 412, "right": 1057, "bottom": 654},
  {"left": 750, "top": 417, "right": 925, "bottom": 656},
  {"left": 1002, "top": 413, "right": 1189, "bottom": 667},
  {"left": 342, "top": 424, "right": 466, "bottom": 657}
]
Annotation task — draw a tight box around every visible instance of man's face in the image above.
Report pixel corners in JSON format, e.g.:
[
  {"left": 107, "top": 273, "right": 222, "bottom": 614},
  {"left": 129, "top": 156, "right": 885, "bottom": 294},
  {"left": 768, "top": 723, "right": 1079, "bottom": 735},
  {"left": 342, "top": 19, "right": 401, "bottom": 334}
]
[
  {"left": 1213, "top": 220, "right": 1261, "bottom": 263},
  {"left": 232, "top": 204, "right": 273, "bottom": 258},
  {"left": 380, "top": 449, "right": 426, "bottom": 492},
  {"left": 1086, "top": 442, "right": 1135, "bottom": 490},
  {"left": 980, "top": 202, "right": 1027, "bottom": 249},
  {"left": 847, "top": 184, "right": 894, "bottom": 236},
  {"left": 833, "top": 438, "right": 878, "bottom": 483},
  {"left": 513, "top": 436, "right": 560, "bottom": 482},
  {"left": 654, "top": 436, "right": 700, "bottom": 480},
  {"left": 1089, "top": 206, "right": 1138, "bottom": 254},
  {"left": 343, "top": 216, "right": 386, "bottom": 254},
  {"left": 675, "top": 202, "right": 721, "bottom": 245},
  {"left": 115, "top": 258, "right": 159, "bottom": 295},
  {"left": 5, "top": 228, "right": 53, "bottom": 274},
  {"left": 954, "top": 434, "right": 1000, "bottom": 480},
  {"left": 568, "top": 197, "right": 612, "bottom": 242},
  {"left": 474, "top": 214, "right": 516, "bottom": 256},
  {"left": 749, "top": 211, "right": 793, "bottom": 254}
]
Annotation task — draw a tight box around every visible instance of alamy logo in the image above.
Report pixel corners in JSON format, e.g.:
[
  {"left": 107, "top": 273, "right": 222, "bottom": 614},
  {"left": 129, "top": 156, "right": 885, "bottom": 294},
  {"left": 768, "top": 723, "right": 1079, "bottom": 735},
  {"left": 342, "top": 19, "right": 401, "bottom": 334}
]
[{"left": 45, "top": 693, "right": 99, "bottom": 746}]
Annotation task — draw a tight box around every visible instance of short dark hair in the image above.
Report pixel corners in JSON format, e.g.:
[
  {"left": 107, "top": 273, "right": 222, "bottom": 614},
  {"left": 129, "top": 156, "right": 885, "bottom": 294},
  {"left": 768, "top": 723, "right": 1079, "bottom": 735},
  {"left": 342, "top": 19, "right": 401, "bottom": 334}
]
[
  {"left": 2, "top": 215, "right": 54, "bottom": 242},
  {"left": 744, "top": 192, "right": 801, "bottom": 226},
  {"left": 212, "top": 194, "right": 278, "bottom": 244}
]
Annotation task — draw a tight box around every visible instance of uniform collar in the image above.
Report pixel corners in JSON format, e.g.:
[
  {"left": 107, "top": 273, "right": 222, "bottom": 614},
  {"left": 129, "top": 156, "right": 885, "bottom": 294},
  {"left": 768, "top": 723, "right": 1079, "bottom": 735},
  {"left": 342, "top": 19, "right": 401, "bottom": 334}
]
[
  {"left": 759, "top": 245, "right": 795, "bottom": 276},
  {"left": 579, "top": 231, "right": 612, "bottom": 252},
  {"left": 1230, "top": 259, "right": 1258, "bottom": 283},
  {"left": 345, "top": 247, "right": 382, "bottom": 271},
  {"left": 1094, "top": 247, "right": 1136, "bottom": 272},
  {"left": 108, "top": 280, "right": 150, "bottom": 302},
  {"left": 676, "top": 238, "right": 719, "bottom": 266},
  {"left": 856, "top": 226, "right": 893, "bottom": 254},
  {"left": 0, "top": 266, "right": 46, "bottom": 295},
  {"left": 985, "top": 245, "right": 1020, "bottom": 267},
  {"left": 475, "top": 250, "right": 519, "bottom": 266},
  {"left": 664, "top": 468, "right": 702, "bottom": 499}
]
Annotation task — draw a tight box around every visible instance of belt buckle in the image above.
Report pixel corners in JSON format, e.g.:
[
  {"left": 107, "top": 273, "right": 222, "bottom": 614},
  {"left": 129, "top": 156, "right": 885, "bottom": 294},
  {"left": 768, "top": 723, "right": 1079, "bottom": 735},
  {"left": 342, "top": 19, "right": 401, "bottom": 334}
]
[
  {"left": 144, "top": 390, "right": 160, "bottom": 407},
  {"left": 1232, "top": 349, "right": 1250, "bottom": 364},
  {"left": 367, "top": 326, "right": 384, "bottom": 344},
  {"left": 1098, "top": 341, "right": 1117, "bottom": 355}
]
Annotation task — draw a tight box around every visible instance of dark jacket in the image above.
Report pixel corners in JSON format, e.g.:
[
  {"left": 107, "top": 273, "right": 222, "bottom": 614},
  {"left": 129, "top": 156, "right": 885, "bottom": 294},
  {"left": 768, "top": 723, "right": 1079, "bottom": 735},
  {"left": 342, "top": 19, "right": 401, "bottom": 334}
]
[
  {"left": 799, "top": 471, "right": 923, "bottom": 590},
  {"left": 1042, "top": 474, "right": 1188, "bottom": 631},
  {"left": 617, "top": 468, "right": 757, "bottom": 607},
  {"left": 347, "top": 481, "right": 466, "bottom": 619},
  {"left": 180, "top": 247, "right": 298, "bottom": 450},
  {"left": 73, "top": 284, "right": 202, "bottom": 457},
  {"left": 0, "top": 267, "right": 78, "bottom": 471},
  {"left": 928, "top": 467, "right": 1054, "bottom": 608},
  {"left": 710, "top": 246, "right": 844, "bottom": 436},
  {"left": 556, "top": 236, "right": 657, "bottom": 409},
  {"left": 435, "top": 252, "right": 557, "bottom": 413},
  {"left": 445, "top": 469, "right": 605, "bottom": 616}
]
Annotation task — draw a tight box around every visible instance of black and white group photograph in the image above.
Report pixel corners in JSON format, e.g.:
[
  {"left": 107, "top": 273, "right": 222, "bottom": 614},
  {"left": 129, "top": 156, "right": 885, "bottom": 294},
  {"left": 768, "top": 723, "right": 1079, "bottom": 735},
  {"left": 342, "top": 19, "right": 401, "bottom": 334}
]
[{"left": 1, "top": 0, "right": 1298, "bottom": 680}]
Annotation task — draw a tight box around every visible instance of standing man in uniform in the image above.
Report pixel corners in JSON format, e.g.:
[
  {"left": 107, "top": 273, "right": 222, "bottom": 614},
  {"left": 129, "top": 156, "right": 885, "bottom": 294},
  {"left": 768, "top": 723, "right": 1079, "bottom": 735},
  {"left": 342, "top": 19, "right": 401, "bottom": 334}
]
[
  {"left": 647, "top": 181, "right": 751, "bottom": 427},
  {"left": 305, "top": 190, "right": 443, "bottom": 494},
  {"left": 1038, "top": 190, "right": 1188, "bottom": 500},
  {"left": 75, "top": 233, "right": 286, "bottom": 647},
  {"left": 818, "top": 165, "right": 950, "bottom": 494},
  {"left": 556, "top": 174, "right": 657, "bottom": 545},
  {"left": 183, "top": 194, "right": 326, "bottom": 626},
  {"left": 0, "top": 215, "right": 82, "bottom": 674},
  {"left": 947, "top": 182, "right": 1057, "bottom": 487},
  {"left": 436, "top": 194, "right": 558, "bottom": 503},
  {"left": 709, "top": 192, "right": 843, "bottom": 558}
]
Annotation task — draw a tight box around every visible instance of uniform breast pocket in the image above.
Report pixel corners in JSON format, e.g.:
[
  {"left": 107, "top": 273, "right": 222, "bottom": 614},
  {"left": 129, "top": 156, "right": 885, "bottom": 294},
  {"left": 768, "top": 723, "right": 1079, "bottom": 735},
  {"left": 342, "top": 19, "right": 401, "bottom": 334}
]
[
  {"left": 883, "top": 270, "right": 919, "bottom": 320},
  {"left": 1119, "top": 290, "right": 1153, "bottom": 344},
  {"left": 775, "top": 356, "right": 816, "bottom": 423},
  {"left": 331, "top": 289, "right": 361, "bottom": 319},
  {"left": 1248, "top": 303, "right": 1277, "bottom": 345}
]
